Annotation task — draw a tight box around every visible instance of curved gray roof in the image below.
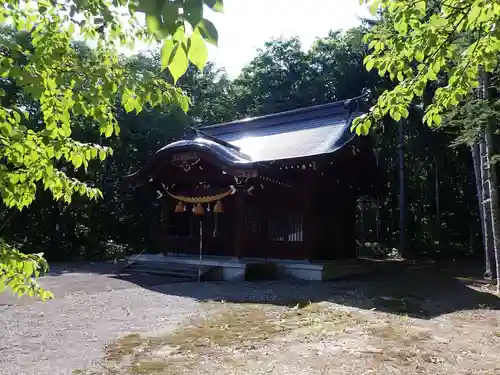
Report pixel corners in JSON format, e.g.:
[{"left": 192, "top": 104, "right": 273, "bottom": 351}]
[
  {"left": 161, "top": 95, "right": 365, "bottom": 164},
  {"left": 126, "top": 95, "right": 367, "bottom": 184},
  {"left": 156, "top": 137, "right": 253, "bottom": 165}
]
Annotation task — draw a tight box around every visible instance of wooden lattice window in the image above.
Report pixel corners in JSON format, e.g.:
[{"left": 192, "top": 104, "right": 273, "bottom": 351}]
[
  {"left": 245, "top": 208, "right": 262, "bottom": 234},
  {"left": 268, "top": 214, "right": 304, "bottom": 242}
]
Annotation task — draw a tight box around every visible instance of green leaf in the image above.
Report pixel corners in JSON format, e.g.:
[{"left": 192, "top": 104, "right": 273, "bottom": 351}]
[
  {"left": 204, "top": 0, "right": 224, "bottom": 12},
  {"left": 160, "top": 39, "right": 175, "bottom": 70},
  {"left": 123, "top": 98, "right": 134, "bottom": 113},
  {"left": 369, "top": 0, "right": 381, "bottom": 15},
  {"left": 426, "top": 70, "right": 437, "bottom": 81},
  {"left": 401, "top": 107, "right": 409, "bottom": 119},
  {"left": 415, "top": 50, "right": 424, "bottom": 62},
  {"left": 12, "top": 111, "right": 21, "bottom": 123},
  {"left": 177, "top": 95, "right": 189, "bottom": 112},
  {"left": 104, "top": 124, "right": 113, "bottom": 137},
  {"left": 146, "top": 14, "right": 161, "bottom": 34},
  {"left": 430, "top": 15, "right": 447, "bottom": 27},
  {"left": 172, "top": 24, "right": 185, "bottom": 41},
  {"left": 198, "top": 18, "right": 218, "bottom": 46},
  {"left": 433, "top": 114, "right": 442, "bottom": 126},
  {"left": 0, "top": 121, "right": 13, "bottom": 136},
  {"left": 41, "top": 290, "right": 53, "bottom": 301},
  {"left": 161, "top": 1, "right": 179, "bottom": 32},
  {"left": 365, "top": 58, "right": 375, "bottom": 72},
  {"left": 390, "top": 108, "right": 402, "bottom": 122},
  {"left": 188, "top": 29, "right": 209, "bottom": 71},
  {"left": 168, "top": 43, "right": 189, "bottom": 84},
  {"left": 183, "top": 0, "right": 203, "bottom": 28},
  {"left": 23, "top": 261, "right": 34, "bottom": 277},
  {"left": 99, "top": 149, "right": 107, "bottom": 161},
  {"left": 71, "top": 153, "right": 83, "bottom": 169},
  {"left": 68, "top": 22, "right": 76, "bottom": 35},
  {"left": 467, "top": 6, "right": 481, "bottom": 25}
]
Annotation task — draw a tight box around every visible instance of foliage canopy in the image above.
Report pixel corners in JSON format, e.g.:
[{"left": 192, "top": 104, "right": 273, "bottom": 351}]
[
  {"left": 0, "top": 0, "right": 221, "bottom": 299},
  {"left": 354, "top": 0, "right": 500, "bottom": 134}
]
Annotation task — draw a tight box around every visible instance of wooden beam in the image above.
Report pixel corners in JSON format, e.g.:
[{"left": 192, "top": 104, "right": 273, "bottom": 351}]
[{"left": 233, "top": 193, "right": 246, "bottom": 259}]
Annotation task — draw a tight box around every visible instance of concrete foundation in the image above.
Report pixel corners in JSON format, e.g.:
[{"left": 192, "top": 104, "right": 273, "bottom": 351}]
[{"left": 126, "top": 253, "right": 375, "bottom": 281}]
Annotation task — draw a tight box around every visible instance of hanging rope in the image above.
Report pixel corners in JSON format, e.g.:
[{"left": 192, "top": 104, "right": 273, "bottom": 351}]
[{"left": 166, "top": 188, "right": 233, "bottom": 204}]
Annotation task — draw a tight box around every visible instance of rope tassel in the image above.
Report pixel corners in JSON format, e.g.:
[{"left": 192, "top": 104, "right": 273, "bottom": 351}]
[
  {"left": 214, "top": 200, "right": 224, "bottom": 213},
  {"left": 174, "top": 201, "right": 185, "bottom": 213},
  {"left": 193, "top": 203, "right": 205, "bottom": 216}
]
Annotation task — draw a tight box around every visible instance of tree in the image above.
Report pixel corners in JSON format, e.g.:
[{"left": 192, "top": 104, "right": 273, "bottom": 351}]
[
  {"left": 356, "top": 0, "right": 500, "bottom": 288},
  {"left": 0, "top": 0, "right": 223, "bottom": 299},
  {"left": 233, "top": 37, "right": 310, "bottom": 117},
  {"left": 1, "top": 33, "right": 237, "bottom": 265},
  {"left": 444, "top": 87, "right": 500, "bottom": 279},
  {"left": 479, "top": 71, "right": 500, "bottom": 291},
  {"left": 354, "top": 0, "right": 500, "bottom": 134},
  {"left": 232, "top": 29, "right": 378, "bottom": 117},
  {"left": 307, "top": 28, "right": 378, "bottom": 103}
]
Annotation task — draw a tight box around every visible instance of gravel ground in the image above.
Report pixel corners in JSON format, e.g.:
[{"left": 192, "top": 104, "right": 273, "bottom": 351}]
[
  {"left": 0, "top": 263, "right": 341, "bottom": 375},
  {"left": 0, "top": 264, "right": 208, "bottom": 375},
  {"left": 1, "top": 262, "right": 500, "bottom": 375}
]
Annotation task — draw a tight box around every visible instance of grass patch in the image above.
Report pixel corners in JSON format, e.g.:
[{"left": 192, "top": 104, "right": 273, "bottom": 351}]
[
  {"left": 105, "top": 334, "right": 143, "bottom": 362},
  {"left": 368, "top": 323, "right": 432, "bottom": 345},
  {"left": 99, "top": 302, "right": 362, "bottom": 374},
  {"left": 367, "top": 322, "right": 439, "bottom": 367}
]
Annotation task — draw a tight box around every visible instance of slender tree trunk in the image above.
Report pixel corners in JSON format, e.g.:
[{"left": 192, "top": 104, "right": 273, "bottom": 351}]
[
  {"left": 375, "top": 150, "right": 381, "bottom": 239},
  {"left": 434, "top": 159, "right": 441, "bottom": 248},
  {"left": 398, "top": 120, "right": 407, "bottom": 256},
  {"left": 479, "top": 140, "right": 494, "bottom": 274},
  {"left": 359, "top": 198, "right": 366, "bottom": 248},
  {"left": 472, "top": 143, "right": 495, "bottom": 279},
  {"left": 482, "top": 71, "right": 500, "bottom": 291},
  {"left": 0, "top": 211, "right": 14, "bottom": 232},
  {"left": 376, "top": 198, "right": 381, "bottom": 239}
]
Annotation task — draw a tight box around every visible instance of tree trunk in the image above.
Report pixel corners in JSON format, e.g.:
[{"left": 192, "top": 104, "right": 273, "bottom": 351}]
[
  {"left": 359, "top": 198, "right": 366, "bottom": 248},
  {"left": 482, "top": 71, "right": 500, "bottom": 292},
  {"left": 434, "top": 159, "right": 441, "bottom": 248},
  {"left": 472, "top": 143, "right": 495, "bottom": 279},
  {"left": 0, "top": 211, "right": 14, "bottom": 233},
  {"left": 376, "top": 198, "right": 381, "bottom": 239},
  {"left": 483, "top": 128, "right": 500, "bottom": 290},
  {"left": 398, "top": 120, "right": 407, "bottom": 256},
  {"left": 375, "top": 151, "right": 381, "bottom": 239}
]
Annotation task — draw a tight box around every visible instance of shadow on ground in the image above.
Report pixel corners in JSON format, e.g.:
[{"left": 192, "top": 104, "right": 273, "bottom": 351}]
[
  {"left": 15, "top": 259, "right": 499, "bottom": 319},
  {"left": 108, "top": 260, "right": 500, "bottom": 320}
]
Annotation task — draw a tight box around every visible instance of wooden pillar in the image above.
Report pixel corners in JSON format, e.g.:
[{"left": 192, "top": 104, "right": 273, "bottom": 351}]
[
  {"left": 161, "top": 198, "right": 170, "bottom": 255},
  {"left": 233, "top": 192, "right": 246, "bottom": 258},
  {"left": 303, "top": 171, "right": 316, "bottom": 262},
  {"left": 341, "top": 193, "right": 357, "bottom": 259}
]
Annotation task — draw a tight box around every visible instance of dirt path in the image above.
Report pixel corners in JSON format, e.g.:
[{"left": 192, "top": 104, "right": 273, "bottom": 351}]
[{"left": 1, "top": 262, "right": 499, "bottom": 375}]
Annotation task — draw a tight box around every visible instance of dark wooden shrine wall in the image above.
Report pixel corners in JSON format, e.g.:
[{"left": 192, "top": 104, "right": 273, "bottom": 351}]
[
  {"left": 157, "top": 178, "right": 357, "bottom": 261},
  {"left": 152, "top": 147, "right": 372, "bottom": 260}
]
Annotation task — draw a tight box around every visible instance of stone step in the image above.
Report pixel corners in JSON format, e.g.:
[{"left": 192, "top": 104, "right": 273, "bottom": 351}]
[{"left": 125, "top": 261, "right": 212, "bottom": 280}]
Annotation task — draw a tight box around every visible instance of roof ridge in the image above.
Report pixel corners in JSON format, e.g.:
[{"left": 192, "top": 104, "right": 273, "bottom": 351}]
[{"left": 199, "top": 93, "right": 367, "bottom": 131}]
